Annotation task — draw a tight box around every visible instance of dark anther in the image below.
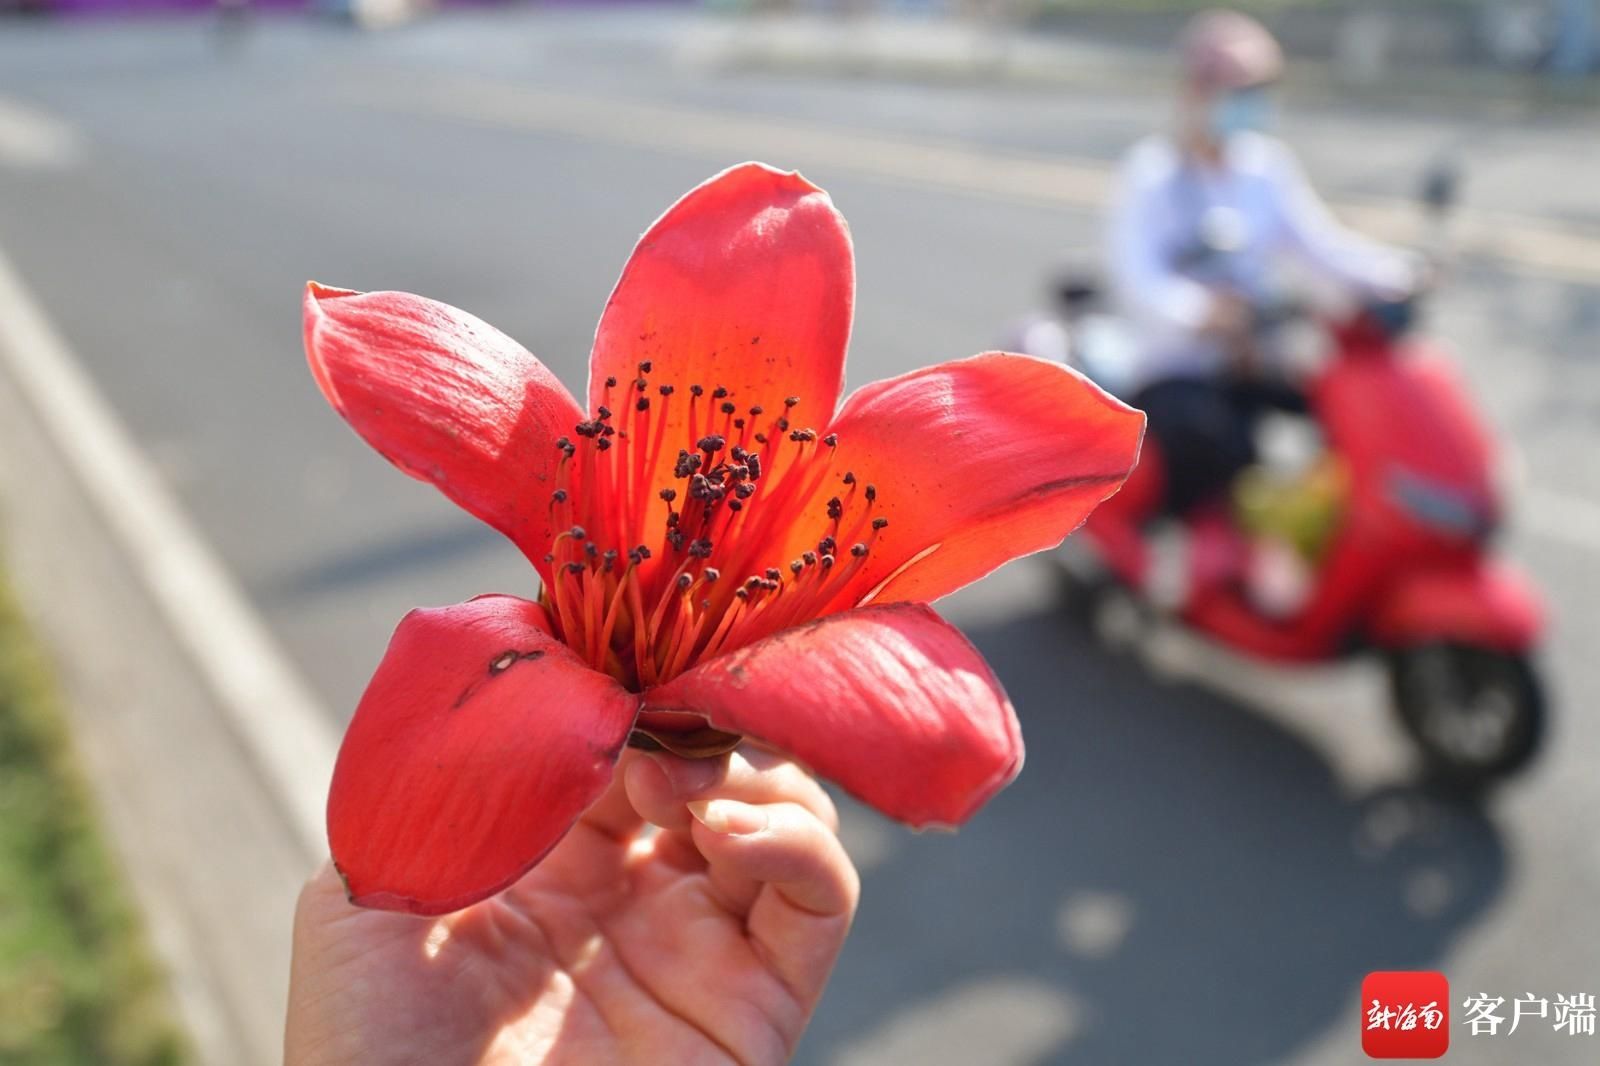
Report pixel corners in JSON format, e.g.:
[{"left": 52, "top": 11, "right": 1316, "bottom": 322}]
[
  {"left": 697, "top": 434, "right": 726, "bottom": 454},
  {"left": 789, "top": 428, "right": 817, "bottom": 443},
  {"left": 827, "top": 497, "right": 843, "bottom": 520},
  {"left": 605, "top": 376, "right": 618, "bottom": 388},
  {"left": 597, "top": 405, "right": 612, "bottom": 421},
  {"left": 596, "top": 437, "right": 612, "bottom": 451},
  {"left": 728, "top": 499, "right": 742, "bottom": 512},
  {"left": 688, "top": 538, "right": 714, "bottom": 558},
  {"left": 556, "top": 436, "right": 572, "bottom": 451},
  {"left": 720, "top": 401, "right": 736, "bottom": 415},
  {"left": 574, "top": 421, "right": 597, "bottom": 438},
  {"left": 690, "top": 384, "right": 705, "bottom": 397},
  {"left": 603, "top": 424, "right": 616, "bottom": 437},
  {"left": 704, "top": 568, "right": 720, "bottom": 583},
  {"left": 659, "top": 384, "right": 675, "bottom": 396},
  {"left": 674, "top": 450, "right": 702, "bottom": 478},
  {"left": 790, "top": 560, "right": 803, "bottom": 575},
  {"left": 823, "top": 433, "right": 838, "bottom": 447},
  {"left": 636, "top": 379, "right": 647, "bottom": 392},
  {"left": 818, "top": 536, "right": 837, "bottom": 555},
  {"left": 659, "top": 488, "right": 678, "bottom": 503},
  {"left": 668, "top": 530, "right": 686, "bottom": 551},
  {"left": 754, "top": 432, "right": 768, "bottom": 445},
  {"left": 735, "top": 588, "right": 749, "bottom": 601},
  {"left": 603, "top": 549, "right": 618, "bottom": 573},
  {"left": 873, "top": 517, "right": 889, "bottom": 530},
  {"left": 745, "top": 576, "right": 762, "bottom": 590},
  {"left": 851, "top": 543, "right": 869, "bottom": 558},
  {"left": 543, "top": 552, "right": 555, "bottom": 563},
  {"left": 585, "top": 542, "right": 599, "bottom": 557},
  {"left": 733, "top": 418, "right": 745, "bottom": 430},
  {"left": 676, "top": 573, "right": 693, "bottom": 591},
  {"left": 784, "top": 396, "right": 800, "bottom": 408},
  {"left": 565, "top": 562, "right": 585, "bottom": 574},
  {"left": 746, "top": 454, "right": 762, "bottom": 480},
  {"left": 569, "top": 526, "right": 587, "bottom": 541},
  {"left": 803, "top": 551, "right": 817, "bottom": 565},
  {"left": 637, "top": 545, "right": 652, "bottom": 561},
  {"left": 843, "top": 471, "right": 856, "bottom": 485},
  {"left": 734, "top": 482, "right": 755, "bottom": 499},
  {"left": 636, "top": 397, "right": 650, "bottom": 412},
  {"left": 713, "top": 386, "right": 729, "bottom": 399},
  {"left": 777, "top": 418, "right": 790, "bottom": 432},
  {"left": 666, "top": 512, "right": 680, "bottom": 528},
  {"left": 865, "top": 484, "right": 877, "bottom": 502},
  {"left": 820, "top": 554, "right": 836, "bottom": 569},
  {"left": 638, "top": 360, "right": 653, "bottom": 373},
  {"left": 627, "top": 547, "right": 643, "bottom": 565},
  {"left": 765, "top": 567, "right": 782, "bottom": 581},
  {"left": 749, "top": 405, "right": 764, "bottom": 416},
  {"left": 552, "top": 489, "right": 568, "bottom": 503},
  {"left": 730, "top": 444, "right": 747, "bottom": 461}
]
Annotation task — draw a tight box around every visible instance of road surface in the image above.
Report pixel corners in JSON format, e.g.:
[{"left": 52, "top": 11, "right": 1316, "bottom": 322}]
[{"left": 1, "top": 9, "right": 1597, "bottom": 1064}]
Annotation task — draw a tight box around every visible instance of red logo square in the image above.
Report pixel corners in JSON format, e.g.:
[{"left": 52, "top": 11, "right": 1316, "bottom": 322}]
[{"left": 1362, "top": 971, "right": 1450, "bottom": 1059}]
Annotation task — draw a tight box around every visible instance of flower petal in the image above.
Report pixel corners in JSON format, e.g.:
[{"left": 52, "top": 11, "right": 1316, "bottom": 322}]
[
  {"left": 328, "top": 594, "right": 639, "bottom": 915},
  {"left": 643, "top": 603, "right": 1021, "bottom": 828},
  {"left": 585, "top": 164, "right": 854, "bottom": 550},
  {"left": 304, "top": 284, "right": 586, "bottom": 578},
  {"left": 591, "top": 163, "right": 853, "bottom": 415},
  {"left": 804, "top": 353, "right": 1144, "bottom": 609}
]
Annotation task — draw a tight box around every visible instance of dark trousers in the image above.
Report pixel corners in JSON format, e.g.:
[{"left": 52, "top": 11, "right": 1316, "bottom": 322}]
[{"left": 1133, "top": 376, "right": 1308, "bottom": 516}]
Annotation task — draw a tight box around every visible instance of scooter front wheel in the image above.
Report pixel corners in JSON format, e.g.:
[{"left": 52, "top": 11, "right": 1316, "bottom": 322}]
[{"left": 1388, "top": 644, "right": 1545, "bottom": 787}]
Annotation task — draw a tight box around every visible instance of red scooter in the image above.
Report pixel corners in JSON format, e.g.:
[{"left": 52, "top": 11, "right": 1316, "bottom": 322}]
[{"left": 1057, "top": 298, "right": 1546, "bottom": 786}]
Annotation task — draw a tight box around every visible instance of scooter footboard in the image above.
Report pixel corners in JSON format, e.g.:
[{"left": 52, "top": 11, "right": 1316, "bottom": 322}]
[{"left": 1369, "top": 558, "right": 1544, "bottom": 653}]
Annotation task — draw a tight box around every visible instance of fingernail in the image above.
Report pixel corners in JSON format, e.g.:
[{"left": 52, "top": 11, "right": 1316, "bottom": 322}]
[
  {"left": 687, "top": 799, "right": 768, "bottom": 836},
  {"left": 652, "top": 753, "right": 723, "bottom": 797}
]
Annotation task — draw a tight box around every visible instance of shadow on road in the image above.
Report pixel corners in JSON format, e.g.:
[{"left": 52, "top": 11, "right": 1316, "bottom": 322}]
[{"left": 803, "top": 601, "right": 1506, "bottom": 1066}]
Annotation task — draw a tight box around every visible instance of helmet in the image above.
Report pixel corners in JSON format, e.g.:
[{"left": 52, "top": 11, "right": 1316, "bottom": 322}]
[{"left": 1180, "top": 9, "right": 1284, "bottom": 91}]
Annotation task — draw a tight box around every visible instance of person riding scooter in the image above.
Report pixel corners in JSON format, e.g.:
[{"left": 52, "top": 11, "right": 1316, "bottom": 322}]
[{"left": 1107, "top": 9, "right": 1421, "bottom": 525}]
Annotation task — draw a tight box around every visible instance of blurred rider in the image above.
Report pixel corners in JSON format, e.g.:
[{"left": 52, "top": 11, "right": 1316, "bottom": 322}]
[{"left": 1107, "top": 8, "right": 1418, "bottom": 517}]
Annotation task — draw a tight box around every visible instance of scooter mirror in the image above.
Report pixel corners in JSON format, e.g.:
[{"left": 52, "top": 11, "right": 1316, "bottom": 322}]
[{"left": 1421, "top": 158, "right": 1462, "bottom": 215}]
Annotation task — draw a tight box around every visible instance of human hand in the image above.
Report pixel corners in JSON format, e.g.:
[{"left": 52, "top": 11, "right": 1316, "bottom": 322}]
[
  {"left": 286, "top": 746, "right": 859, "bottom": 1066},
  {"left": 1200, "top": 290, "right": 1253, "bottom": 343}
]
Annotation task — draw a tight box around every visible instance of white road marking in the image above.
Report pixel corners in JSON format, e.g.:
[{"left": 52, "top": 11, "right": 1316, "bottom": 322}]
[
  {"left": 349, "top": 76, "right": 1600, "bottom": 287},
  {"left": 0, "top": 244, "right": 336, "bottom": 861},
  {"left": 0, "top": 95, "right": 84, "bottom": 170}
]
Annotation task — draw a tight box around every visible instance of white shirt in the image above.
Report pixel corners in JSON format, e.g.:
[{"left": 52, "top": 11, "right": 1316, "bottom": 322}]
[{"left": 1106, "top": 131, "right": 1416, "bottom": 390}]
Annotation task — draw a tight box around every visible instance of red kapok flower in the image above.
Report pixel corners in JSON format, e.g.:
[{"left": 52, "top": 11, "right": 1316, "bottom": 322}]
[{"left": 305, "top": 162, "right": 1144, "bottom": 915}]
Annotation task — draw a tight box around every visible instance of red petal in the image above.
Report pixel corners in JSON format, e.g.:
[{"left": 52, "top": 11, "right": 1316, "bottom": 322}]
[
  {"left": 328, "top": 595, "right": 639, "bottom": 915},
  {"left": 585, "top": 164, "right": 854, "bottom": 548},
  {"left": 304, "top": 284, "right": 585, "bottom": 579},
  {"left": 802, "top": 354, "right": 1144, "bottom": 609},
  {"left": 644, "top": 603, "right": 1021, "bottom": 828}
]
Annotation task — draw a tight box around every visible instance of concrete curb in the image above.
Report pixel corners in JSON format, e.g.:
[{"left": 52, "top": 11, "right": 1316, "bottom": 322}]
[{"left": 0, "top": 246, "right": 331, "bottom": 1066}]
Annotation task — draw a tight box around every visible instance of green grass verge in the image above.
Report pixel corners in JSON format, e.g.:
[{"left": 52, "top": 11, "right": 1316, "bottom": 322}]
[{"left": 0, "top": 573, "right": 188, "bottom": 1066}]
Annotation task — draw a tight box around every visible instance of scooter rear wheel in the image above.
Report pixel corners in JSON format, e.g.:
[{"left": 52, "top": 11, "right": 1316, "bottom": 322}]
[{"left": 1389, "top": 644, "right": 1545, "bottom": 787}]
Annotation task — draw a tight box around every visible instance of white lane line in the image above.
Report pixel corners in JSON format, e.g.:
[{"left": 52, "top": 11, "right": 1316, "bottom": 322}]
[
  {"left": 348, "top": 76, "right": 1600, "bottom": 288},
  {"left": 0, "top": 244, "right": 336, "bottom": 861},
  {"left": 0, "top": 95, "right": 84, "bottom": 170}
]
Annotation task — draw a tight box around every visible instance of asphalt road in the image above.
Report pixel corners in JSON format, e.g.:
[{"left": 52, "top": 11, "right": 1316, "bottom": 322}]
[{"left": 1, "top": 8, "right": 1598, "bottom": 1064}]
